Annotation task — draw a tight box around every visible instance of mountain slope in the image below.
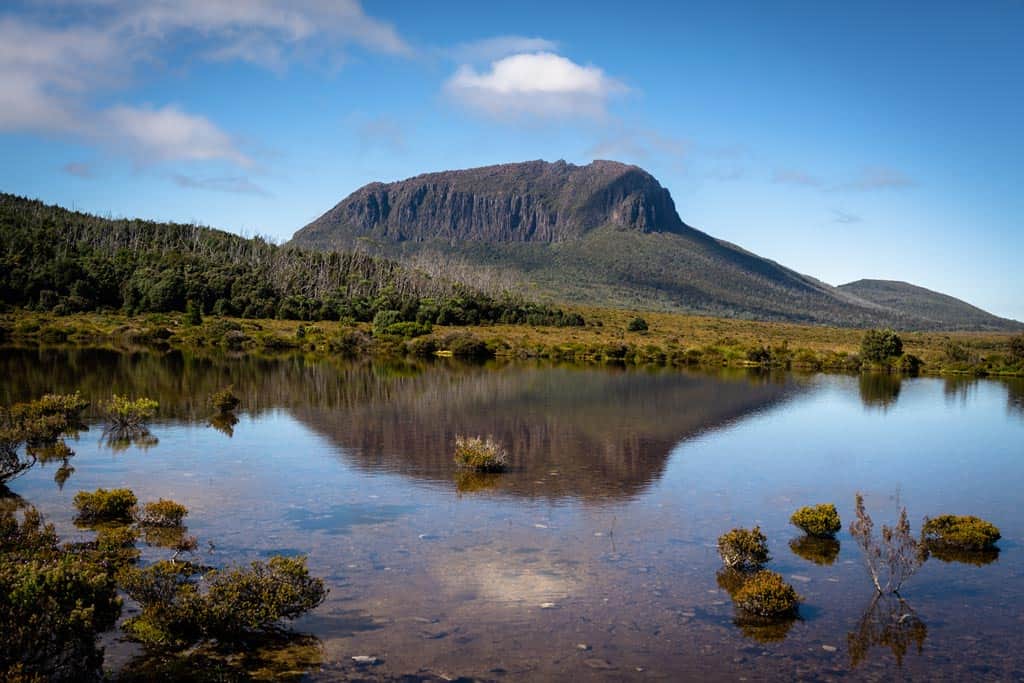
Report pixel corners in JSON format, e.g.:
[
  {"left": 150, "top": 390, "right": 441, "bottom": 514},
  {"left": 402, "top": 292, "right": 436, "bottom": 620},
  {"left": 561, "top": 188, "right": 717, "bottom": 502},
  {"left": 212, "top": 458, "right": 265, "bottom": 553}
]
[
  {"left": 293, "top": 159, "right": 1018, "bottom": 330},
  {"left": 838, "top": 279, "right": 1022, "bottom": 332}
]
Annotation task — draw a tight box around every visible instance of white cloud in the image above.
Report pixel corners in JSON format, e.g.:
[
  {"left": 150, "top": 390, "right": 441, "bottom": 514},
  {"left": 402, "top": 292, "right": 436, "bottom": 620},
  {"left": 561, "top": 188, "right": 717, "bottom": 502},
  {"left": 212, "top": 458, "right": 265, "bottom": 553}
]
[
  {"left": 449, "top": 36, "right": 559, "bottom": 63},
  {"left": 445, "top": 52, "right": 626, "bottom": 119},
  {"left": 103, "top": 105, "right": 251, "bottom": 166},
  {"left": 0, "top": 1, "right": 409, "bottom": 174}
]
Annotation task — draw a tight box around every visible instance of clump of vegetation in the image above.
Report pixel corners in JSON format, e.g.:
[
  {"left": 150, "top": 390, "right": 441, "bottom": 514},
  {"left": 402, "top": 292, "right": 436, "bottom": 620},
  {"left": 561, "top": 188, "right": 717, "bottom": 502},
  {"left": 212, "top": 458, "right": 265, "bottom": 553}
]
[
  {"left": 73, "top": 488, "right": 138, "bottom": 525},
  {"left": 790, "top": 503, "right": 842, "bottom": 537},
  {"left": 1, "top": 392, "right": 87, "bottom": 483},
  {"left": 1, "top": 505, "right": 122, "bottom": 681},
  {"left": 627, "top": 316, "right": 649, "bottom": 332},
  {"left": 732, "top": 570, "right": 800, "bottom": 618},
  {"left": 137, "top": 499, "right": 189, "bottom": 527},
  {"left": 453, "top": 435, "right": 508, "bottom": 472},
  {"left": 849, "top": 493, "right": 928, "bottom": 594},
  {"left": 789, "top": 535, "right": 841, "bottom": 566},
  {"left": 443, "top": 333, "right": 493, "bottom": 360},
  {"left": 921, "top": 514, "right": 1000, "bottom": 551},
  {"left": 208, "top": 386, "right": 240, "bottom": 414},
  {"left": 101, "top": 395, "right": 158, "bottom": 432},
  {"left": 454, "top": 470, "right": 503, "bottom": 495},
  {"left": 717, "top": 526, "right": 770, "bottom": 570},
  {"left": 120, "top": 556, "right": 327, "bottom": 648},
  {"left": 861, "top": 329, "right": 904, "bottom": 363},
  {"left": 208, "top": 411, "right": 239, "bottom": 438}
]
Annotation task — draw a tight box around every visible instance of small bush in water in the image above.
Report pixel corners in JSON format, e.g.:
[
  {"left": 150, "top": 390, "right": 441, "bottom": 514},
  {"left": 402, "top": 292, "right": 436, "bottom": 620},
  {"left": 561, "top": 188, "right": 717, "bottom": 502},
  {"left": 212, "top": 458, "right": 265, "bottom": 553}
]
[
  {"left": 921, "top": 514, "right": 1000, "bottom": 551},
  {"left": 733, "top": 570, "right": 800, "bottom": 618},
  {"left": 120, "top": 555, "right": 327, "bottom": 648},
  {"left": 101, "top": 395, "right": 158, "bottom": 431},
  {"left": 790, "top": 503, "right": 842, "bottom": 538},
  {"left": 73, "top": 488, "right": 138, "bottom": 524},
  {"left": 718, "top": 526, "right": 770, "bottom": 570},
  {"left": 208, "top": 387, "right": 240, "bottom": 414},
  {"left": 453, "top": 435, "right": 508, "bottom": 472},
  {"left": 137, "top": 499, "right": 189, "bottom": 527}
]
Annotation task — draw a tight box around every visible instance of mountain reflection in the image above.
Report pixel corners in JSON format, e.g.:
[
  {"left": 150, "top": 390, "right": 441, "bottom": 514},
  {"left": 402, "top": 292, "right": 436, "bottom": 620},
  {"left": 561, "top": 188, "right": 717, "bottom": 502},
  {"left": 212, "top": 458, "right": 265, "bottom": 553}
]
[
  {"left": 0, "top": 348, "right": 799, "bottom": 501},
  {"left": 291, "top": 364, "right": 798, "bottom": 501}
]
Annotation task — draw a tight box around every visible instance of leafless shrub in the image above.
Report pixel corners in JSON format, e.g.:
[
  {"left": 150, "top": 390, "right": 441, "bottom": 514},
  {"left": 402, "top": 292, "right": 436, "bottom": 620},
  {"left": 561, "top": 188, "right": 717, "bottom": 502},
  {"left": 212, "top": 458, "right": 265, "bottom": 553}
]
[{"left": 849, "top": 493, "right": 928, "bottom": 594}]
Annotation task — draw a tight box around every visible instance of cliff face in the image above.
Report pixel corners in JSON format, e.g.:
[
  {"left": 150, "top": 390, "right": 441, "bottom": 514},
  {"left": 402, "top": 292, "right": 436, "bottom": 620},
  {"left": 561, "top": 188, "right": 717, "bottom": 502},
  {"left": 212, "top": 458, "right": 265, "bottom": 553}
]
[{"left": 292, "top": 160, "right": 688, "bottom": 248}]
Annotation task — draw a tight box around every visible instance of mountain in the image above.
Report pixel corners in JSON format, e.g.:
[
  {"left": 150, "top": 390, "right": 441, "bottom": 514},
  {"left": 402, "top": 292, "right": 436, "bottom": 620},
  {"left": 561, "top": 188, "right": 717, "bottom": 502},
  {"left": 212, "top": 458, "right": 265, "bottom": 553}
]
[
  {"left": 292, "top": 160, "right": 1019, "bottom": 331},
  {"left": 837, "top": 279, "right": 1023, "bottom": 332}
]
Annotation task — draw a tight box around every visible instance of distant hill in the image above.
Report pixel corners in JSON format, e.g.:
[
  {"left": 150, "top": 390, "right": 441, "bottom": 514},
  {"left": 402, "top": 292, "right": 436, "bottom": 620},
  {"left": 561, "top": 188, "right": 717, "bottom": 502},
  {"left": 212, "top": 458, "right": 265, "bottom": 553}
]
[
  {"left": 838, "top": 279, "right": 1023, "bottom": 332},
  {"left": 292, "top": 159, "right": 1020, "bottom": 331}
]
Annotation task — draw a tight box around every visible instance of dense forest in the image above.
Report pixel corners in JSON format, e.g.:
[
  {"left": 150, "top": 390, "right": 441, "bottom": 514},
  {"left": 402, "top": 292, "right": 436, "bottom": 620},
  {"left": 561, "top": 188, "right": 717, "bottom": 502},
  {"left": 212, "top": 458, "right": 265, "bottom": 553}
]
[{"left": 0, "top": 194, "right": 583, "bottom": 327}]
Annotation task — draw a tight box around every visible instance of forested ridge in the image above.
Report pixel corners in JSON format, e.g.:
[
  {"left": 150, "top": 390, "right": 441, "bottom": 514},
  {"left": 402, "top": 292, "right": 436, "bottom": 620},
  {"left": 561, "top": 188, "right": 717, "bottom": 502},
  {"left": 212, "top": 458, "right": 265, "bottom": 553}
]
[{"left": 0, "top": 193, "right": 582, "bottom": 326}]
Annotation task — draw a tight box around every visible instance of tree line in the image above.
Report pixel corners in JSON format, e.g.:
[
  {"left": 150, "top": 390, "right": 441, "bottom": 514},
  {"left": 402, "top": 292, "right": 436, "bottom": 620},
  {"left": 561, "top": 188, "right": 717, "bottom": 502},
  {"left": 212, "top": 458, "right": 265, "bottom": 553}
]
[{"left": 0, "top": 194, "right": 584, "bottom": 327}]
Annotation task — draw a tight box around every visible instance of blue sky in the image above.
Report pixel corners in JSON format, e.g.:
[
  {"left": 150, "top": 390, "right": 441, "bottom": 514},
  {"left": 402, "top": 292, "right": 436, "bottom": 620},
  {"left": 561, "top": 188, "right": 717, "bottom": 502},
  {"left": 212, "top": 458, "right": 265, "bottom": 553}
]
[{"left": 1, "top": 1, "right": 1022, "bottom": 319}]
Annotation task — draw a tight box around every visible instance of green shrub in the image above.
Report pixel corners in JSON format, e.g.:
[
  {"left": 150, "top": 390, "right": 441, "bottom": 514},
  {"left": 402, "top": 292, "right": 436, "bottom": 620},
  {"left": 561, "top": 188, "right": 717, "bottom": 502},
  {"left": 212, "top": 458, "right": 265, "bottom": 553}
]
[
  {"left": 407, "top": 336, "right": 438, "bottom": 357},
  {"left": 101, "top": 395, "right": 158, "bottom": 431},
  {"left": 445, "top": 334, "right": 492, "bottom": 360},
  {"left": 921, "top": 514, "right": 1000, "bottom": 551},
  {"left": 453, "top": 435, "right": 508, "bottom": 472},
  {"left": 790, "top": 503, "right": 842, "bottom": 537},
  {"left": 732, "top": 570, "right": 800, "bottom": 617},
  {"left": 208, "top": 387, "right": 240, "bottom": 414},
  {"left": 0, "top": 505, "right": 121, "bottom": 681},
  {"left": 1009, "top": 334, "right": 1024, "bottom": 362},
  {"left": 861, "top": 329, "right": 903, "bottom": 362},
  {"left": 627, "top": 316, "right": 649, "bottom": 332},
  {"left": 120, "top": 556, "right": 327, "bottom": 648},
  {"left": 717, "top": 526, "right": 770, "bottom": 570},
  {"left": 788, "top": 535, "right": 840, "bottom": 566},
  {"left": 137, "top": 499, "right": 189, "bottom": 527},
  {"left": 73, "top": 488, "right": 138, "bottom": 524}
]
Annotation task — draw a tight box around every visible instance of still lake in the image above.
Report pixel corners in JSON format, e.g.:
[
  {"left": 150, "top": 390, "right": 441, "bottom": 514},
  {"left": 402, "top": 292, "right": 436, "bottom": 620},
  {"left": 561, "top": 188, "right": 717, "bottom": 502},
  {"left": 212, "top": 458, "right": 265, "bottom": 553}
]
[{"left": 3, "top": 348, "right": 1023, "bottom": 681}]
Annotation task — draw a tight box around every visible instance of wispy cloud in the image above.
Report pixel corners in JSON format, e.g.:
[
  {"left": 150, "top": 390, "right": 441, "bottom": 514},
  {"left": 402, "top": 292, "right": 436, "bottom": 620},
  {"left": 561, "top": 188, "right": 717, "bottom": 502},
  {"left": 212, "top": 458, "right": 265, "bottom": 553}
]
[
  {"left": 837, "top": 166, "right": 915, "bottom": 191},
  {"left": 171, "top": 173, "right": 269, "bottom": 196},
  {"left": 586, "top": 127, "right": 689, "bottom": 168},
  {"left": 445, "top": 52, "right": 627, "bottom": 120},
  {"left": 706, "top": 167, "right": 746, "bottom": 182},
  {"left": 63, "top": 162, "right": 94, "bottom": 178},
  {"left": 354, "top": 116, "right": 407, "bottom": 154},
  {"left": 832, "top": 208, "right": 862, "bottom": 224},
  {"left": 448, "top": 36, "right": 558, "bottom": 63},
  {"left": 772, "top": 168, "right": 822, "bottom": 187}
]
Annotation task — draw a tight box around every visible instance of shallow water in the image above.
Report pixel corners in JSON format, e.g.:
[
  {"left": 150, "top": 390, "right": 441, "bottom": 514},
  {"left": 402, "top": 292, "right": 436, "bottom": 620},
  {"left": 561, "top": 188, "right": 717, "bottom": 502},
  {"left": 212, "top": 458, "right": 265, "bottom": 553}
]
[{"left": 3, "top": 348, "right": 1023, "bottom": 681}]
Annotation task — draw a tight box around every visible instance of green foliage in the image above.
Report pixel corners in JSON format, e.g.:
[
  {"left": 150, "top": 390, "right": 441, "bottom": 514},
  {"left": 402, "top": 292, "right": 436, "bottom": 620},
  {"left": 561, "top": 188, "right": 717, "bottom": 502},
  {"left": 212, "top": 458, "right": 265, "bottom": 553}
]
[
  {"left": 101, "top": 395, "right": 158, "bottom": 431},
  {"left": 453, "top": 435, "right": 508, "bottom": 472},
  {"left": 208, "top": 387, "right": 240, "bottom": 414},
  {"left": 921, "top": 514, "right": 1000, "bottom": 551},
  {"left": 790, "top": 503, "right": 842, "bottom": 537},
  {"left": 1010, "top": 334, "right": 1024, "bottom": 362},
  {"left": 444, "top": 333, "right": 493, "bottom": 359},
  {"left": 137, "top": 499, "right": 189, "bottom": 527},
  {"left": 732, "top": 570, "right": 800, "bottom": 617},
  {"left": 0, "top": 505, "right": 121, "bottom": 681},
  {"left": 860, "top": 329, "right": 904, "bottom": 362},
  {"left": 717, "top": 526, "right": 770, "bottom": 570},
  {"left": 1, "top": 392, "right": 87, "bottom": 483},
  {"left": 185, "top": 300, "right": 202, "bottom": 326},
  {"left": 0, "top": 194, "right": 581, "bottom": 330},
  {"left": 896, "top": 353, "right": 923, "bottom": 375},
  {"left": 627, "top": 316, "right": 649, "bottom": 332},
  {"left": 120, "top": 556, "right": 327, "bottom": 648},
  {"left": 73, "top": 488, "right": 138, "bottom": 525}
]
